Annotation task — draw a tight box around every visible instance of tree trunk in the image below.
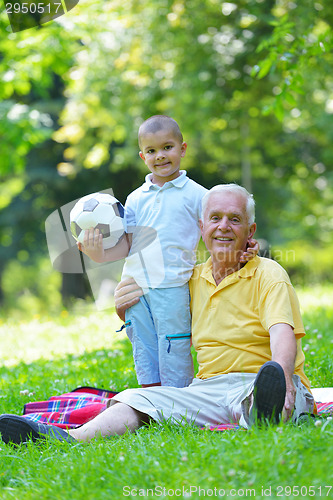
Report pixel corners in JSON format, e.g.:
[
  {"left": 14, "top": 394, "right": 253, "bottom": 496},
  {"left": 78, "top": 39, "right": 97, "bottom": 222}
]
[{"left": 61, "top": 273, "right": 90, "bottom": 306}]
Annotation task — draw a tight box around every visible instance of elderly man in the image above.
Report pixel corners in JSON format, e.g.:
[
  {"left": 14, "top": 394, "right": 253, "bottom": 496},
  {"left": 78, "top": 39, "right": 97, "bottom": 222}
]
[{"left": 0, "top": 184, "right": 314, "bottom": 444}]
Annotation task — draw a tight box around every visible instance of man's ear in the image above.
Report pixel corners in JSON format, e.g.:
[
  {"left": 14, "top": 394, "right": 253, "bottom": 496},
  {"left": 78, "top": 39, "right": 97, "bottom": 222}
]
[
  {"left": 181, "top": 142, "right": 187, "bottom": 157},
  {"left": 248, "top": 223, "right": 256, "bottom": 241}
]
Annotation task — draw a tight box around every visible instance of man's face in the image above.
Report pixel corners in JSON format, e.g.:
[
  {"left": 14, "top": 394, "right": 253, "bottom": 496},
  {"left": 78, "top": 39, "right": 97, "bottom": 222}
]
[
  {"left": 139, "top": 129, "right": 187, "bottom": 186},
  {"left": 200, "top": 191, "right": 256, "bottom": 264}
]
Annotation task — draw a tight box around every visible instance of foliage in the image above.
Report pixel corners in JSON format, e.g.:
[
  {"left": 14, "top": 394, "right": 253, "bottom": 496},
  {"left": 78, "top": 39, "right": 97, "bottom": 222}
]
[
  {"left": 0, "top": 13, "right": 81, "bottom": 286},
  {"left": 252, "top": 0, "right": 333, "bottom": 248},
  {"left": 0, "top": 290, "right": 333, "bottom": 498},
  {"left": 272, "top": 241, "right": 333, "bottom": 286},
  {"left": 253, "top": 0, "right": 333, "bottom": 119},
  {"left": 0, "top": 11, "right": 78, "bottom": 178}
]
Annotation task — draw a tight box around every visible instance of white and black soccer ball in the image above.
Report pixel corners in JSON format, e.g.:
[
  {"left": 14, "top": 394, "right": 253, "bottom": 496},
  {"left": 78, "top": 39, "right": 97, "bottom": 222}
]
[{"left": 70, "top": 193, "right": 125, "bottom": 249}]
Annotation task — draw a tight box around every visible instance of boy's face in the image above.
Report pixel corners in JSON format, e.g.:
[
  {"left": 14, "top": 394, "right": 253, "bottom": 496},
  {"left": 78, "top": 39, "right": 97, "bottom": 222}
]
[{"left": 139, "top": 128, "right": 187, "bottom": 186}]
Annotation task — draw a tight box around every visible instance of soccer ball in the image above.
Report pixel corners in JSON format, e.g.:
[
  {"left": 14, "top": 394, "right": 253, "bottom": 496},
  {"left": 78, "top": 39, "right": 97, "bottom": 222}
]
[{"left": 70, "top": 192, "right": 125, "bottom": 249}]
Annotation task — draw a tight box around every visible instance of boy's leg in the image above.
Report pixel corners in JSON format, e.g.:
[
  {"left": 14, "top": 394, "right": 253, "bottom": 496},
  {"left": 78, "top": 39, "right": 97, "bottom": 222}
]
[
  {"left": 125, "top": 295, "right": 161, "bottom": 386},
  {"left": 150, "top": 285, "right": 194, "bottom": 388}
]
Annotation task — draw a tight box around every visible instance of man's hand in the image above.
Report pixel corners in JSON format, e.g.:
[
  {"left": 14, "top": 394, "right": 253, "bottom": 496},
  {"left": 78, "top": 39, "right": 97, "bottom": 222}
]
[
  {"left": 282, "top": 378, "right": 297, "bottom": 422},
  {"left": 114, "top": 278, "right": 143, "bottom": 322},
  {"left": 240, "top": 238, "right": 259, "bottom": 263},
  {"left": 78, "top": 228, "right": 105, "bottom": 263},
  {"left": 269, "top": 323, "right": 297, "bottom": 421}
]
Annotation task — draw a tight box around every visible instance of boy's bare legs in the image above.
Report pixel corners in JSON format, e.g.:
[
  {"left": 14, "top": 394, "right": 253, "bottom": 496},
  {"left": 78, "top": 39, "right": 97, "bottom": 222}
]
[{"left": 68, "top": 402, "right": 149, "bottom": 442}]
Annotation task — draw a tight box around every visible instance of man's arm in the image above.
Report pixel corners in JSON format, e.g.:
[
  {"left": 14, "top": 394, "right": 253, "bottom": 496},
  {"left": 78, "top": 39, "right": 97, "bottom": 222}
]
[
  {"left": 269, "top": 323, "right": 297, "bottom": 421},
  {"left": 114, "top": 278, "right": 143, "bottom": 321},
  {"left": 78, "top": 229, "right": 132, "bottom": 263}
]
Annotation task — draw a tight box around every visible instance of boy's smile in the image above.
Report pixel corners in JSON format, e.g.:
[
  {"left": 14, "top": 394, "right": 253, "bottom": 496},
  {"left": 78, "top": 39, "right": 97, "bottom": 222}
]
[{"left": 139, "top": 129, "right": 187, "bottom": 186}]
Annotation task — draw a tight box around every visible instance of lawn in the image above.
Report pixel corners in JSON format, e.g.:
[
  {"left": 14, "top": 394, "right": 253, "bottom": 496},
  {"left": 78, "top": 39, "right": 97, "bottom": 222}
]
[{"left": 0, "top": 286, "right": 333, "bottom": 500}]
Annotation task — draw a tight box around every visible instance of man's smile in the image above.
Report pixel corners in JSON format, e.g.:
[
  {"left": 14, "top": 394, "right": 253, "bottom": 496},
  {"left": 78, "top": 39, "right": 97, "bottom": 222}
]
[{"left": 215, "top": 236, "right": 233, "bottom": 241}]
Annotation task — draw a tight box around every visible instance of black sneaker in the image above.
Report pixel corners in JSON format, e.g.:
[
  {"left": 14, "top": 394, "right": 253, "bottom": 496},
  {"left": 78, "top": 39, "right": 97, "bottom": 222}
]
[
  {"left": 0, "top": 414, "right": 75, "bottom": 444},
  {"left": 252, "top": 361, "right": 286, "bottom": 424}
]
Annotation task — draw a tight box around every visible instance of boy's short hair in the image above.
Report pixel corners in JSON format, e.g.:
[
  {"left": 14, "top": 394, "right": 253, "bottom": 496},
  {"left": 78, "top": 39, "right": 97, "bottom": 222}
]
[{"left": 138, "top": 115, "right": 183, "bottom": 148}]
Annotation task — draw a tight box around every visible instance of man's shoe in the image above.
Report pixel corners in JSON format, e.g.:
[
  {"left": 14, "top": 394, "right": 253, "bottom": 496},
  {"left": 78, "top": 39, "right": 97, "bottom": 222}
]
[
  {"left": 252, "top": 361, "right": 286, "bottom": 424},
  {"left": 0, "top": 414, "right": 75, "bottom": 444}
]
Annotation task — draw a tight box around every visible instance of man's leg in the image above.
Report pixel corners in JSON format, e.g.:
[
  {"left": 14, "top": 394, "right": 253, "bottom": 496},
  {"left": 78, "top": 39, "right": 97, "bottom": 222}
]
[
  {"left": 241, "top": 363, "right": 314, "bottom": 427},
  {"left": 69, "top": 403, "right": 150, "bottom": 442},
  {"left": 252, "top": 361, "right": 286, "bottom": 424},
  {"left": 0, "top": 403, "right": 150, "bottom": 445}
]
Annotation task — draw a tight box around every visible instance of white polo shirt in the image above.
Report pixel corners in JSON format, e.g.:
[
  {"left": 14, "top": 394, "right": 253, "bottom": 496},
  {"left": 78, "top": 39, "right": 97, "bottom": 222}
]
[{"left": 121, "top": 171, "right": 207, "bottom": 288}]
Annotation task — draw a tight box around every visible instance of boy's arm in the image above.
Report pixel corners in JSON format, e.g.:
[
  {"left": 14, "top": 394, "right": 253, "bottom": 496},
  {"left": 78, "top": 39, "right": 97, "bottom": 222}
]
[
  {"left": 78, "top": 228, "right": 132, "bottom": 263},
  {"left": 239, "top": 238, "right": 259, "bottom": 263}
]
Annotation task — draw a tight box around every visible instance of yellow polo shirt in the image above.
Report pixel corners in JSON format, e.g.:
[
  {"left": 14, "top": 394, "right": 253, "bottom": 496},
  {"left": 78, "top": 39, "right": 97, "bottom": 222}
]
[{"left": 189, "top": 256, "right": 311, "bottom": 391}]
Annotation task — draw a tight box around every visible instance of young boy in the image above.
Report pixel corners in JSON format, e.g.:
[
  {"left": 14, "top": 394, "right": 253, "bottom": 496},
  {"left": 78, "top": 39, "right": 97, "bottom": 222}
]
[{"left": 79, "top": 115, "right": 257, "bottom": 389}]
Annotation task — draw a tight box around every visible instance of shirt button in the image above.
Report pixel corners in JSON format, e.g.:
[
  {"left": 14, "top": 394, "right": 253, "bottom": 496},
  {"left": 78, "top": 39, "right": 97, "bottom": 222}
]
[{"left": 156, "top": 199, "right": 160, "bottom": 203}]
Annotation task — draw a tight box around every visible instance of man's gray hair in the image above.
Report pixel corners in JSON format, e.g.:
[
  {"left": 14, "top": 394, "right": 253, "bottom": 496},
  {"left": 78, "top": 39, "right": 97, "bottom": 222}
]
[{"left": 201, "top": 184, "right": 255, "bottom": 224}]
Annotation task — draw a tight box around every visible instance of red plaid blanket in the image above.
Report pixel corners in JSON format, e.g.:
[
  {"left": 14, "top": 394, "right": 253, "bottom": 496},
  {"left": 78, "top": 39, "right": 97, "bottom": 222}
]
[
  {"left": 22, "top": 386, "right": 333, "bottom": 432},
  {"left": 23, "top": 387, "right": 118, "bottom": 429}
]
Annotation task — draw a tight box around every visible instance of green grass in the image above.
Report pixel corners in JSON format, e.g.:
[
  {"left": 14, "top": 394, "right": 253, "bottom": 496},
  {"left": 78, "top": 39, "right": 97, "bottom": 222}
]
[{"left": 1, "top": 288, "right": 333, "bottom": 500}]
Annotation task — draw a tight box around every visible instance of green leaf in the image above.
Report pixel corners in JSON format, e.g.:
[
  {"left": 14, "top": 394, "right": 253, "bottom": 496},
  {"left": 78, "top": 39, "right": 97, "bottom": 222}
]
[{"left": 256, "top": 58, "right": 274, "bottom": 79}]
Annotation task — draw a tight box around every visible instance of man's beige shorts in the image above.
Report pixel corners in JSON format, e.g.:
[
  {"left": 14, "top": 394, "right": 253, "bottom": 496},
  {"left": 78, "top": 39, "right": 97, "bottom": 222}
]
[{"left": 109, "top": 373, "right": 314, "bottom": 429}]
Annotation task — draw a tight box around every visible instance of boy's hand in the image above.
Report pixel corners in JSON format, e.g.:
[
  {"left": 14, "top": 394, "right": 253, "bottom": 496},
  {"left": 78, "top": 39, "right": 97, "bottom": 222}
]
[
  {"left": 240, "top": 238, "right": 259, "bottom": 263},
  {"left": 77, "top": 228, "right": 105, "bottom": 263}
]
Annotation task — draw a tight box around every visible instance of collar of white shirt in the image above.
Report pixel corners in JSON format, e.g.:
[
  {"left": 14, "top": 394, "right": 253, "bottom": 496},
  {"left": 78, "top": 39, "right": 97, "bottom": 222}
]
[{"left": 142, "top": 170, "right": 188, "bottom": 191}]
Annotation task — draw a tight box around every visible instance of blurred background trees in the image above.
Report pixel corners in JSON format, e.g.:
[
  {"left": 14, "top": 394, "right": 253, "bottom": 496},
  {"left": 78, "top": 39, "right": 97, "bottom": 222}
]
[{"left": 0, "top": 0, "right": 332, "bottom": 314}]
